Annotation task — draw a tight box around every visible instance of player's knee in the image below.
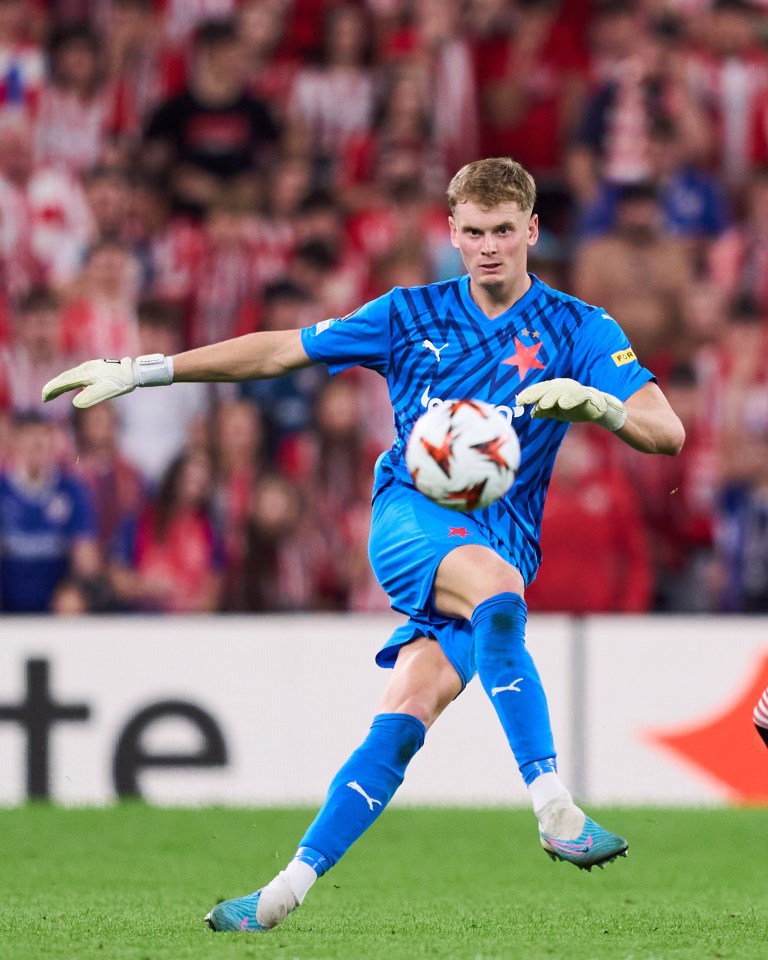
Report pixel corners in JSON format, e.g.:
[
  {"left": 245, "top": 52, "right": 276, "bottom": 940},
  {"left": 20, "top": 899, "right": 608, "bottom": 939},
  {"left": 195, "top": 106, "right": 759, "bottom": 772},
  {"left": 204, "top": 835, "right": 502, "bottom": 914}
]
[
  {"left": 382, "top": 679, "right": 456, "bottom": 727},
  {"left": 386, "top": 694, "right": 437, "bottom": 728},
  {"left": 470, "top": 570, "right": 524, "bottom": 611},
  {"left": 434, "top": 546, "right": 524, "bottom": 620}
]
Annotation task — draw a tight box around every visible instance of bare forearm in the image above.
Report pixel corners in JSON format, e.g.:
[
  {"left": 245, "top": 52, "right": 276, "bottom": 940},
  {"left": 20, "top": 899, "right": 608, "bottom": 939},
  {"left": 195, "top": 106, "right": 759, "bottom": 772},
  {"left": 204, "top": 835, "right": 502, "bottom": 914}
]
[
  {"left": 172, "top": 330, "right": 312, "bottom": 383},
  {"left": 617, "top": 385, "right": 685, "bottom": 455}
]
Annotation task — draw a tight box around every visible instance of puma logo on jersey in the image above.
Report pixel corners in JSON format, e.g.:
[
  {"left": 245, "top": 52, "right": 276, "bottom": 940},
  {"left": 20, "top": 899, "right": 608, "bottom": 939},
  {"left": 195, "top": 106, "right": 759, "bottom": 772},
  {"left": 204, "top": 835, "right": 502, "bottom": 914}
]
[
  {"left": 422, "top": 340, "right": 449, "bottom": 362},
  {"left": 491, "top": 678, "right": 524, "bottom": 696},
  {"left": 346, "top": 780, "right": 382, "bottom": 811}
]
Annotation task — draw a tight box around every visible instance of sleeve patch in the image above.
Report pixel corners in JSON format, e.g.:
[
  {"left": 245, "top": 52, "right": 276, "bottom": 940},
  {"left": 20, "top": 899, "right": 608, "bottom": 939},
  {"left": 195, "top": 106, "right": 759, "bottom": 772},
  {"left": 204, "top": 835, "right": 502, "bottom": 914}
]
[{"left": 611, "top": 348, "right": 637, "bottom": 367}]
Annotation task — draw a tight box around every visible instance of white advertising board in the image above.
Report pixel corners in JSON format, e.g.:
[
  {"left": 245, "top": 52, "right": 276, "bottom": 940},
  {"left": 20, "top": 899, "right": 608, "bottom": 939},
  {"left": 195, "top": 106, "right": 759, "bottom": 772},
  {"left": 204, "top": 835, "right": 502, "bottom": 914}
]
[
  {"left": 0, "top": 614, "right": 573, "bottom": 807},
  {"left": 584, "top": 616, "right": 768, "bottom": 805}
]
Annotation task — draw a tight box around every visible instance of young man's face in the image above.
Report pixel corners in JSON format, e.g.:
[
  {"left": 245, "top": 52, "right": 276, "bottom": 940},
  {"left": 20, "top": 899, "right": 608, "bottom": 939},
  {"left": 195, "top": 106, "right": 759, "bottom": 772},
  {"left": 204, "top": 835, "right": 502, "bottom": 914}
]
[{"left": 449, "top": 199, "right": 538, "bottom": 294}]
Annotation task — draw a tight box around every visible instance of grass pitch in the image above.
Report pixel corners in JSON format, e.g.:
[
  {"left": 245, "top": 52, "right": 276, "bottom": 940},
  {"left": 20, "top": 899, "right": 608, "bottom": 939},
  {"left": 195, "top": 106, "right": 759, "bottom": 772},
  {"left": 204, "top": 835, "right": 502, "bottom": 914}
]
[{"left": 0, "top": 805, "right": 766, "bottom": 960}]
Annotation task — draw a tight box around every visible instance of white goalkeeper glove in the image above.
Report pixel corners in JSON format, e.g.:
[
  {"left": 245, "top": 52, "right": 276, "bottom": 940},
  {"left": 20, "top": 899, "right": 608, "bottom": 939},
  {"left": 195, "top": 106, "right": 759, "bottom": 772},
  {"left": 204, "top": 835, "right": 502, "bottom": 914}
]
[
  {"left": 516, "top": 378, "right": 627, "bottom": 432},
  {"left": 42, "top": 354, "right": 174, "bottom": 409}
]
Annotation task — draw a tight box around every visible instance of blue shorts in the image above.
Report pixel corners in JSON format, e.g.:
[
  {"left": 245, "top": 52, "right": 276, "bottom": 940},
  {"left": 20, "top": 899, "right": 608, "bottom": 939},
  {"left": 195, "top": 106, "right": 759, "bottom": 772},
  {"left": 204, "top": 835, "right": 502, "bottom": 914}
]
[{"left": 369, "top": 477, "right": 521, "bottom": 688}]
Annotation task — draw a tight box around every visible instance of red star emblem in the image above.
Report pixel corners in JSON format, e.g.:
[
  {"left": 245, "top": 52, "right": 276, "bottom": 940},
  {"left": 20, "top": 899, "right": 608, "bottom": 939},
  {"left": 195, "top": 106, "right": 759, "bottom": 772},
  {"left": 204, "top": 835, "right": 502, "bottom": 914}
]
[
  {"left": 470, "top": 436, "right": 509, "bottom": 472},
  {"left": 420, "top": 432, "right": 454, "bottom": 477},
  {"left": 448, "top": 526, "right": 469, "bottom": 537},
  {"left": 648, "top": 655, "right": 768, "bottom": 802},
  {"left": 502, "top": 337, "right": 545, "bottom": 381},
  {"left": 445, "top": 480, "right": 487, "bottom": 511}
]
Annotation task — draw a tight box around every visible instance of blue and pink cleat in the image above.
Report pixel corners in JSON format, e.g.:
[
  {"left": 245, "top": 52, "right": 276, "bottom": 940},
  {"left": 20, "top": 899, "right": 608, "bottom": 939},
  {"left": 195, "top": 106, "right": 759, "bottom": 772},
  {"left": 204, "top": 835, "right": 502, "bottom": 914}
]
[
  {"left": 540, "top": 816, "right": 628, "bottom": 871},
  {"left": 205, "top": 890, "right": 269, "bottom": 932}
]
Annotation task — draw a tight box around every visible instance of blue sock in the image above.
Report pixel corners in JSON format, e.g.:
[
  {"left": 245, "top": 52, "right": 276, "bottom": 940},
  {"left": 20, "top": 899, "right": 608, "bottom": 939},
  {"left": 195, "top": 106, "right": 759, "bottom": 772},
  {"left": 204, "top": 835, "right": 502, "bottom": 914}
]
[
  {"left": 472, "top": 592, "right": 557, "bottom": 784},
  {"left": 295, "top": 712, "right": 426, "bottom": 875}
]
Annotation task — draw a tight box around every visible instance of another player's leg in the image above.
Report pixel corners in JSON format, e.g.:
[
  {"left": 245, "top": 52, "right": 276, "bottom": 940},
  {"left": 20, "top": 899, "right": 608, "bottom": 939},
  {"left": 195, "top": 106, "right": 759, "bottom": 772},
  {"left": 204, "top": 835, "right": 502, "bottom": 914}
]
[
  {"left": 754, "top": 686, "right": 768, "bottom": 747},
  {"left": 434, "top": 545, "right": 627, "bottom": 871},
  {"left": 206, "top": 638, "right": 462, "bottom": 932}
]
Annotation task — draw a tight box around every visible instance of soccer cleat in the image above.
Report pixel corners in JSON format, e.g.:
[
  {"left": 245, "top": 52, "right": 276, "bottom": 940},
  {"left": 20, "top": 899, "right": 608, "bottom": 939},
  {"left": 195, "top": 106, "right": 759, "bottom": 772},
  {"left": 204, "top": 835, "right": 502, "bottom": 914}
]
[
  {"left": 540, "top": 815, "right": 628, "bottom": 871},
  {"left": 205, "top": 890, "right": 270, "bottom": 932},
  {"left": 206, "top": 874, "right": 300, "bottom": 933}
]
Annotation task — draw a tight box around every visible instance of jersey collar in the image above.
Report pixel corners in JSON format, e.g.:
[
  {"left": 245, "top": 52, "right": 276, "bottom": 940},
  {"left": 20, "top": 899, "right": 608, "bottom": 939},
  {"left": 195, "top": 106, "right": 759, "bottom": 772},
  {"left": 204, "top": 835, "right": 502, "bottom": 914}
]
[{"left": 458, "top": 272, "right": 541, "bottom": 328}]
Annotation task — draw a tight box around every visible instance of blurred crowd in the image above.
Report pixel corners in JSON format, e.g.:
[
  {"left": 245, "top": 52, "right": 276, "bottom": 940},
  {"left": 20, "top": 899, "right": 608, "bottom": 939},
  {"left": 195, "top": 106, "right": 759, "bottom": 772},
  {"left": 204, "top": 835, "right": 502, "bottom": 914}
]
[{"left": 1, "top": 0, "right": 768, "bottom": 615}]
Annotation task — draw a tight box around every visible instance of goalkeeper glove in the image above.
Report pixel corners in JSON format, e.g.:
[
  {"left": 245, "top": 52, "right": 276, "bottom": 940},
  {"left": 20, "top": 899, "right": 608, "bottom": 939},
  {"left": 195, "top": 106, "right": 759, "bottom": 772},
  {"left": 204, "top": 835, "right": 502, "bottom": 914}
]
[
  {"left": 42, "top": 353, "right": 174, "bottom": 409},
  {"left": 516, "top": 378, "right": 627, "bottom": 431}
]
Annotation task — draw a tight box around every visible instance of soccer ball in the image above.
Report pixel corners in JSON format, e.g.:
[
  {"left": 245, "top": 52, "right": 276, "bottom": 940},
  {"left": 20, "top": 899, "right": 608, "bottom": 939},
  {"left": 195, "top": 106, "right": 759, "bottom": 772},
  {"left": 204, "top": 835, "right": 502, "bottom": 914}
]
[{"left": 405, "top": 399, "right": 521, "bottom": 511}]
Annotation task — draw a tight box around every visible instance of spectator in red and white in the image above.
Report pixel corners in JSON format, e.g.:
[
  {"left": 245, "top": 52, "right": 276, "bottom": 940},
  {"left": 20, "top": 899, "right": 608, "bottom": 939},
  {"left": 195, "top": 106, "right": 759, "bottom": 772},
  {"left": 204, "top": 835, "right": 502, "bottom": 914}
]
[
  {"left": 72, "top": 400, "right": 145, "bottom": 555},
  {"left": 686, "top": 0, "right": 768, "bottom": 187},
  {"left": 107, "top": 0, "right": 186, "bottom": 132},
  {"left": 619, "top": 362, "right": 719, "bottom": 611},
  {"left": 0, "top": 112, "right": 92, "bottom": 290},
  {"left": 471, "top": 0, "right": 588, "bottom": 190},
  {"left": 109, "top": 448, "right": 224, "bottom": 612},
  {"left": 526, "top": 428, "right": 654, "bottom": 613},
  {"left": 208, "top": 398, "right": 264, "bottom": 602},
  {"left": 347, "top": 177, "right": 459, "bottom": 289},
  {"left": 393, "top": 0, "right": 479, "bottom": 177},
  {"left": 286, "top": 4, "right": 375, "bottom": 185},
  {"left": 0, "top": 0, "right": 45, "bottom": 117},
  {"left": 59, "top": 237, "right": 140, "bottom": 359},
  {"left": 237, "top": 0, "right": 297, "bottom": 123},
  {"left": 0, "top": 287, "right": 75, "bottom": 421},
  {"left": 115, "top": 300, "right": 210, "bottom": 485},
  {"left": 712, "top": 294, "right": 768, "bottom": 487},
  {"left": 188, "top": 199, "right": 259, "bottom": 348},
  {"left": 34, "top": 23, "right": 136, "bottom": 175},
  {"left": 382, "top": 0, "right": 479, "bottom": 176},
  {"left": 128, "top": 174, "right": 205, "bottom": 306},
  {"left": 288, "top": 188, "right": 369, "bottom": 316},
  {"left": 83, "top": 163, "right": 132, "bottom": 242},
  {"left": 302, "top": 376, "right": 384, "bottom": 609},
  {"left": 0, "top": 114, "right": 39, "bottom": 296},
  {"left": 143, "top": 17, "right": 280, "bottom": 217},
  {"left": 567, "top": 5, "right": 710, "bottom": 208},
  {"left": 230, "top": 471, "right": 321, "bottom": 611},
  {"left": 242, "top": 155, "right": 311, "bottom": 291},
  {"left": 709, "top": 165, "right": 768, "bottom": 316},
  {"left": 339, "top": 63, "right": 448, "bottom": 211}
]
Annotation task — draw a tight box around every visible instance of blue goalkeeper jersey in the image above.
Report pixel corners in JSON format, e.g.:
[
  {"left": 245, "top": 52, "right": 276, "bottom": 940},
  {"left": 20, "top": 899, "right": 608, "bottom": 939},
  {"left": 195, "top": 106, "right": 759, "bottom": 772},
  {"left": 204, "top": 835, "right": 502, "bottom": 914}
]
[{"left": 301, "top": 272, "right": 653, "bottom": 573}]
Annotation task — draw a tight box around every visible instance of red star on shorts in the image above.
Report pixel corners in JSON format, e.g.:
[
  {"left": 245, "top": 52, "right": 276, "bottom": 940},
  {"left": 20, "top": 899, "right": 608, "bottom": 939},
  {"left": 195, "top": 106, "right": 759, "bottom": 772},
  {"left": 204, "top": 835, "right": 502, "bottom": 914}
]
[
  {"left": 502, "top": 336, "right": 545, "bottom": 381},
  {"left": 448, "top": 526, "right": 469, "bottom": 537}
]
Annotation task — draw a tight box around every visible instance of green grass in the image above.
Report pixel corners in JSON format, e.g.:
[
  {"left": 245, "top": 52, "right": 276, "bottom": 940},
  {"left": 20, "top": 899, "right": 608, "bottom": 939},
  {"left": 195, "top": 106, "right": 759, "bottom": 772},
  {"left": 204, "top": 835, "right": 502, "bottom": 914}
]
[{"left": 0, "top": 805, "right": 766, "bottom": 960}]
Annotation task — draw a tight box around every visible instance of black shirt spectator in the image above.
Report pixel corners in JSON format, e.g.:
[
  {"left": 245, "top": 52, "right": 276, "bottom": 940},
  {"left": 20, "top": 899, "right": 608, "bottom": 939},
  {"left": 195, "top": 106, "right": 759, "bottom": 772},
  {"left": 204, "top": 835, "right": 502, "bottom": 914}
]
[{"left": 143, "top": 18, "right": 279, "bottom": 215}]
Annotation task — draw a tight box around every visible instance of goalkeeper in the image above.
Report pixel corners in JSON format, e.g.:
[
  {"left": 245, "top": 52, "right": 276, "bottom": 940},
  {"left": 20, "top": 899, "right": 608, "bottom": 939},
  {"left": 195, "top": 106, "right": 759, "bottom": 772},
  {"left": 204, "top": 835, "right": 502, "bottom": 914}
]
[{"left": 43, "top": 157, "right": 684, "bottom": 933}]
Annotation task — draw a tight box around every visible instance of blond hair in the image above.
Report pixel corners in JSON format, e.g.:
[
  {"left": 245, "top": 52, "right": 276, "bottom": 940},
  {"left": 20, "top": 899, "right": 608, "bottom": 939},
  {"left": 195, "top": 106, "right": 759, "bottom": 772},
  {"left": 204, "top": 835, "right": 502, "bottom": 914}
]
[{"left": 447, "top": 157, "right": 536, "bottom": 214}]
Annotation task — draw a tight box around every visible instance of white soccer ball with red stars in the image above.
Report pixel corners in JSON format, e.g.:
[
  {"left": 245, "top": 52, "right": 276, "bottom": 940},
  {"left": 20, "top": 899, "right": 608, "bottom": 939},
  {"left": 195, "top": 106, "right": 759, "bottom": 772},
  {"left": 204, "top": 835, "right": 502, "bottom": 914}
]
[{"left": 405, "top": 399, "right": 521, "bottom": 511}]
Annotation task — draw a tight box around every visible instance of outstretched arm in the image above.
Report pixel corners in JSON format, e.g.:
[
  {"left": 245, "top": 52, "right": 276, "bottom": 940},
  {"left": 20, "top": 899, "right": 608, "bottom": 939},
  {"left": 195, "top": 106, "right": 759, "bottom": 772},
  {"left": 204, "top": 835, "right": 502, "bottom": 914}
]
[
  {"left": 517, "top": 379, "right": 684, "bottom": 455},
  {"left": 43, "top": 329, "right": 314, "bottom": 408},
  {"left": 172, "top": 329, "right": 312, "bottom": 382}
]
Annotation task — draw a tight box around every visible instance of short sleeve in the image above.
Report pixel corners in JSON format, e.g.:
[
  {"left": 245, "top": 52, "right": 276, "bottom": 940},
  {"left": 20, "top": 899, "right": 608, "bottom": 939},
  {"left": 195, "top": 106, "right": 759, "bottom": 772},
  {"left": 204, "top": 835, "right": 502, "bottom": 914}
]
[
  {"left": 570, "top": 309, "right": 654, "bottom": 402},
  {"left": 300, "top": 291, "right": 392, "bottom": 376}
]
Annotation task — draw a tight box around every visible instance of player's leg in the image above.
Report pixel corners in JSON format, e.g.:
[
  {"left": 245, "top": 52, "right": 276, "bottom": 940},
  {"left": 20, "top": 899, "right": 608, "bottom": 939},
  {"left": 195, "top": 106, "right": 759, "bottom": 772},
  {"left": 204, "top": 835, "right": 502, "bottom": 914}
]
[
  {"left": 206, "top": 637, "right": 462, "bottom": 932},
  {"left": 754, "top": 686, "right": 768, "bottom": 747},
  {"left": 433, "top": 544, "right": 628, "bottom": 870}
]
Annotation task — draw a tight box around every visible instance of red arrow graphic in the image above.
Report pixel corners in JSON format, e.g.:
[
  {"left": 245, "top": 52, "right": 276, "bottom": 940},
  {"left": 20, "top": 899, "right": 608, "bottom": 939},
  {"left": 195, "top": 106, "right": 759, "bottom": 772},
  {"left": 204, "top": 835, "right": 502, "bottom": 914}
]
[{"left": 647, "top": 654, "right": 768, "bottom": 803}]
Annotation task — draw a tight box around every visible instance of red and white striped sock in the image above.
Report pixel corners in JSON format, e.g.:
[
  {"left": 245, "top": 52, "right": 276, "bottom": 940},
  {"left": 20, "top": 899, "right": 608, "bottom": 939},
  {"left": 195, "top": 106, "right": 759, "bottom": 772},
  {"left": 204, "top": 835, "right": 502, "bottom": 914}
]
[{"left": 753, "top": 687, "right": 768, "bottom": 747}]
